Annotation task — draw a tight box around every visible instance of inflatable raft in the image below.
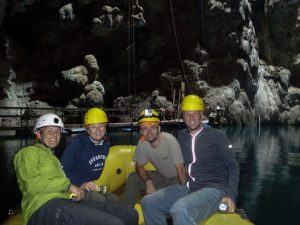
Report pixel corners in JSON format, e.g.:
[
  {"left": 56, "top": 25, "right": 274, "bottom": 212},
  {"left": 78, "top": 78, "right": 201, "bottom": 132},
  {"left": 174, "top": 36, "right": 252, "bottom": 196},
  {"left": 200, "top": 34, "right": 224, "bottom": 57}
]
[{"left": 3, "top": 145, "right": 253, "bottom": 225}]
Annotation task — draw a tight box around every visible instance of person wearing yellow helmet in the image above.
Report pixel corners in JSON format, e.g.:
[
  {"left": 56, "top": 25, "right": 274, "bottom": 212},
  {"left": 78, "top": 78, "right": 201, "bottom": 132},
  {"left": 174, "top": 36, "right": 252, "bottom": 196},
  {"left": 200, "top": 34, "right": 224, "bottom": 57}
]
[
  {"left": 141, "top": 95, "right": 239, "bottom": 225},
  {"left": 14, "top": 113, "right": 138, "bottom": 225},
  {"left": 61, "top": 107, "right": 118, "bottom": 202},
  {"left": 180, "top": 94, "right": 205, "bottom": 131},
  {"left": 121, "top": 109, "right": 186, "bottom": 207}
]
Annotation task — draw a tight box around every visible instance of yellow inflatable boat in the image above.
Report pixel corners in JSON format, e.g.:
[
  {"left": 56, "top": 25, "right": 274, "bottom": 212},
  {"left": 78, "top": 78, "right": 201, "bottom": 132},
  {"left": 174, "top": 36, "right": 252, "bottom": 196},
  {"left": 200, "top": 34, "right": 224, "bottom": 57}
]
[{"left": 3, "top": 145, "right": 253, "bottom": 225}]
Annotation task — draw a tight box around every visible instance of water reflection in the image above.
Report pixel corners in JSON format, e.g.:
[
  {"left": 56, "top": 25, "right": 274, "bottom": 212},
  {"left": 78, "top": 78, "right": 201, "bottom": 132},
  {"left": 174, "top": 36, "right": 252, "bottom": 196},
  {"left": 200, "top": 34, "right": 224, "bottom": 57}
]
[
  {"left": 0, "top": 136, "right": 34, "bottom": 222},
  {"left": 225, "top": 126, "right": 300, "bottom": 225},
  {"left": 1, "top": 126, "right": 300, "bottom": 225},
  {"left": 288, "top": 152, "right": 300, "bottom": 167}
]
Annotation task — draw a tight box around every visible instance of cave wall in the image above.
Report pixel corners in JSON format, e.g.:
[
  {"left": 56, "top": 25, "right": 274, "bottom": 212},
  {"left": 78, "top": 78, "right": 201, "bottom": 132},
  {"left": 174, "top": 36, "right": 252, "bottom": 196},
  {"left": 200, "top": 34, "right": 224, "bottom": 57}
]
[{"left": 0, "top": 0, "right": 299, "bottom": 125}]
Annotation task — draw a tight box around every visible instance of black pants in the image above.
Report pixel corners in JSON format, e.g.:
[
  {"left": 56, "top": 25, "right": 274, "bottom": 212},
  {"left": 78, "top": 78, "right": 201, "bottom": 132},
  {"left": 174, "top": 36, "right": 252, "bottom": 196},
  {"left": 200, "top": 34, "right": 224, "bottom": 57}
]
[{"left": 28, "top": 198, "right": 138, "bottom": 225}]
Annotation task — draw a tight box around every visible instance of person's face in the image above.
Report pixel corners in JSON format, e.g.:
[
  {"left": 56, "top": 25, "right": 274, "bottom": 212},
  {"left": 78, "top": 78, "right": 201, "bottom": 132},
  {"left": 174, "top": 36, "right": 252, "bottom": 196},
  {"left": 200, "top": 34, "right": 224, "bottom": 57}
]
[
  {"left": 86, "top": 123, "right": 107, "bottom": 141},
  {"left": 182, "top": 111, "right": 203, "bottom": 133},
  {"left": 36, "top": 126, "right": 62, "bottom": 148},
  {"left": 140, "top": 122, "right": 160, "bottom": 143}
]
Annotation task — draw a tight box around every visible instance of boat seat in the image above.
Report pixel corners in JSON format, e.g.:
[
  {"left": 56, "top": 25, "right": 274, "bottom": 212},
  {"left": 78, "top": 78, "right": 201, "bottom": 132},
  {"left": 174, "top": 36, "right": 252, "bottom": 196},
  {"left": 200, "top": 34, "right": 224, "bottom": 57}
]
[
  {"left": 1, "top": 210, "right": 253, "bottom": 225},
  {"left": 2, "top": 213, "right": 23, "bottom": 225}
]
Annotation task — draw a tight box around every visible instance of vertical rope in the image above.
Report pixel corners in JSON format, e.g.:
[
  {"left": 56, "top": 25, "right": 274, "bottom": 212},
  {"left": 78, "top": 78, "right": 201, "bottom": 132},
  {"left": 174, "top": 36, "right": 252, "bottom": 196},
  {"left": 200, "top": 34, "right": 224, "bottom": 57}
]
[
  {"left": 128, "top": 0, "right": 131, "bottom": 96},
  {"left": 128, "top": 0, "right": 137, "bottom": 101},
  {"left": 200, "top": 0, "right": 209, "bottom": 85},
  {"left": 169, "top": 0, "right": 192, "bottom": 93},
  {"left": 132, "top": 12, "right": 137, "bottom": 100}
]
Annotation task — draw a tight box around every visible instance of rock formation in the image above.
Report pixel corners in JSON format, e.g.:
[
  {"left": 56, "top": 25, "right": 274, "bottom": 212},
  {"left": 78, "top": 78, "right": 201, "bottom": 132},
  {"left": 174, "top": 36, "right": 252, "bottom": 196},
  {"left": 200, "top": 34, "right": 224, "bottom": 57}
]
[{"left": 0, "top": 0, "right": 299, "bottom": 125}]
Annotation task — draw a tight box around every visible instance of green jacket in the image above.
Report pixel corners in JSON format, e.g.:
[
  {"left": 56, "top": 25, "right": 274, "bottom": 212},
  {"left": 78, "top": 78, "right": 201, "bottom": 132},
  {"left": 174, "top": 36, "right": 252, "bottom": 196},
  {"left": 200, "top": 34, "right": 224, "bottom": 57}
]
[{"left": 14, "top": 143, "right": 71, "bottom": 225}]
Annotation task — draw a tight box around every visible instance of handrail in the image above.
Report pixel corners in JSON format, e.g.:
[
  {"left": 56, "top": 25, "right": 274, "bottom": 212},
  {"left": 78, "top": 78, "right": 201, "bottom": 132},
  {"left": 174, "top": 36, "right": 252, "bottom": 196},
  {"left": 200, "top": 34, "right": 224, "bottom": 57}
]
[
  {"left": 0, "top": 106, "right": 183, "bottom": 130},
  {"left": 0, "top": 106, "right": 136, "bottom": 129}
]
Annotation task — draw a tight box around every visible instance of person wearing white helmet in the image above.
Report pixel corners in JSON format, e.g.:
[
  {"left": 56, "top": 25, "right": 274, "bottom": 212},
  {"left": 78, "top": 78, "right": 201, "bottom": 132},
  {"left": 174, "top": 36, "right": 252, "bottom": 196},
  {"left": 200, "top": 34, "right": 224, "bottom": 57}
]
[
  {"left": 14, "top": 113, "right": 138, "bottom": 225},
  {"left": 121, "top": 109, "right": 186, "bottom": 207}
]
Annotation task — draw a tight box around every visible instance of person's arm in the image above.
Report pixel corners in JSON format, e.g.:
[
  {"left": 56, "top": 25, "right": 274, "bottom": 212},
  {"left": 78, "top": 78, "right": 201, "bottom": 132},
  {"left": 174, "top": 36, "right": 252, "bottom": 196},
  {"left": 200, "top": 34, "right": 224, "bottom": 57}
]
[
  {"left": 60, "top": 138, "right": 82, "bottom": 186},
  {"left": 80, "top": 181, "right": 99, "bottom": 191},
  {"left": 14, "top": 147, "right": 71, "bottom": 195},
  {"left": 175, "top": 162, "right": 187, "bottom": 185},
  {"left": 133, "top": 142, "right": 149, "bottom": 183},
  {"left": 135, "top": 162, "right": 156, "bottom": 194},
  {"left": 135, "top": 162, "right": 148, "bottom": 182},
  {"left": 168, "top": 133, "right": 186, "bottom": 185},
  {"left": 133, "top": 142, "right": 156, "bottom": 193},
  {"left": 217, "top": 130, "right": 239, "bottom": 208}
]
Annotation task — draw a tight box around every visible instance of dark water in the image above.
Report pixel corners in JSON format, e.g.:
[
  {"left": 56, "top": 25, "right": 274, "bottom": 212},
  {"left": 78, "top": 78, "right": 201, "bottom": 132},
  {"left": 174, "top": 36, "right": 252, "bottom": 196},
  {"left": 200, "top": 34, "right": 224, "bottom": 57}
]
[{"left": 1, "top": 126, "right": 300, "bottom": 225}]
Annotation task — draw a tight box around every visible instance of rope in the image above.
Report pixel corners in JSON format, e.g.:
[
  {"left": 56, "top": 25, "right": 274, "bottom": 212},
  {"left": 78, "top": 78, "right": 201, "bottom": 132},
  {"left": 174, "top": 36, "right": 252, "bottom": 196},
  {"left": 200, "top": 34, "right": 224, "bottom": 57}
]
[
  {"left": 169, "top": 0, "right": 192, "bottom": 93},
  {"left": 199, "top": 0, "right": 209, "bottom": 85},
  {"left": 127, "top": 0, "right": 137, "bottom": 100},
  {"left": 127, "top": 0, "right": 131, "bottom": 96},
  {"left": 132, "top": 11, "right": 136, "bottom": 100}
]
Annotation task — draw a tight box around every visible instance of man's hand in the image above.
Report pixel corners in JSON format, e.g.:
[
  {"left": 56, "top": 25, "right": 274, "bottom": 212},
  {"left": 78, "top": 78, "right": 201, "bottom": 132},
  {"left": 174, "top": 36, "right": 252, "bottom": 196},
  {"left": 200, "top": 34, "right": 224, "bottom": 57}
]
[
  {"left": 80, "top": 181, "right": 99, "bottom": 192},
  {"left": 145, "top": 179, "right": 156, "bottom": 194},
  {"left": 69, "top": 184, "right": 85, "bottom": 201},
  {"left": 221, "top": 196, "right": 236, "bottom": 213}
]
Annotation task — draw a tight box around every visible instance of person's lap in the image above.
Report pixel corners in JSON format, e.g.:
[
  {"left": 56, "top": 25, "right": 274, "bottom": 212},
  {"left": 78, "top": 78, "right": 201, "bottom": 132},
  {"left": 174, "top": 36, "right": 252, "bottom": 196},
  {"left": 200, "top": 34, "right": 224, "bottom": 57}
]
[
  {"left": 141, "top": 184, "right": 189, "bottom": 225},
  {"left": 141, "top": 185, "right": 225, "bottom": 225},
  {"left": 84, "top": 191, "right": 121, "bottom": 203},
  {"left": 28, "top": 198, "right": 138, "bottom": 225},
  {"left": 170, "top": 187, "right": 225, "bottom": 225},
  {"left": 81, "top": 199, "right": 138, "bottom": 225},
  {"left": 122, "top": 172, "right": 179, "bottom": 206},
  {"left": 142, "top": 184, "right": 189, "bottom": 209}
]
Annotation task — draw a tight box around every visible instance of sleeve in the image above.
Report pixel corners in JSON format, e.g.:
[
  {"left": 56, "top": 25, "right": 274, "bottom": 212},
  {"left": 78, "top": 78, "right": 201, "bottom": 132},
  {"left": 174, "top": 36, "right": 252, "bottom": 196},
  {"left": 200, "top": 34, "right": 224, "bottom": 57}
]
[
  {"left": 60, "top": 137, "right": 82, "bottom": 186},
  {"left": 14, "top": 148, "right": 71, "bottom": 195},
  {"left": 104, "top": 140, "right": 110, "bottom": 157},
  {"left": 97, "top": 141, "right": 110, "bottom": 179},
  {"left": 132, "top": 141, "right": 149, "bottom": 165},
  {"left": 216, "top": 130, "right": 240, "bottom": 201}
]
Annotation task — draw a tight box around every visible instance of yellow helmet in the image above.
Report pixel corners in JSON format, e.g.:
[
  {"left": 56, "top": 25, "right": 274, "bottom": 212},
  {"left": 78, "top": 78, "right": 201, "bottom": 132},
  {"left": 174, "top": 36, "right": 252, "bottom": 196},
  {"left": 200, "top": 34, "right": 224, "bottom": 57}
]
[
  {"left": 84, "top": 107, "right": 108, "bottom": 125},
  {"left": 181, "top": 95, "right": 205, "bottom": 111},
  {"left": 138, "top": 109, "right": 160, "bottom": 124}
]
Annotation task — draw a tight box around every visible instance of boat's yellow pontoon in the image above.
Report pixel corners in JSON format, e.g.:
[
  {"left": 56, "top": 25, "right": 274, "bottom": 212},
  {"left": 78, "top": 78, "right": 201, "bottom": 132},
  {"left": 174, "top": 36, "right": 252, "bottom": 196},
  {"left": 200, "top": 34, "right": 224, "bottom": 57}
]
[{"left": 3, "top": 145, "right": 253, "bottom": 225}]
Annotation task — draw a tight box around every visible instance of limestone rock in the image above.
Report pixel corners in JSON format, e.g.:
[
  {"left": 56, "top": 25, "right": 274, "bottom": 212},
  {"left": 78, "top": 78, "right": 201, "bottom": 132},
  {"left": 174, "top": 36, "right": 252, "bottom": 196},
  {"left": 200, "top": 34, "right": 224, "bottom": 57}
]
[
  {"left": 59, "top": 3, "right": 75, "bottom": 20},
  {"left": 85, "top": 55, "right": 100, "bottom": 82},
  {"left": 61, "top": 66, "right": 89, "bottom": 88}
]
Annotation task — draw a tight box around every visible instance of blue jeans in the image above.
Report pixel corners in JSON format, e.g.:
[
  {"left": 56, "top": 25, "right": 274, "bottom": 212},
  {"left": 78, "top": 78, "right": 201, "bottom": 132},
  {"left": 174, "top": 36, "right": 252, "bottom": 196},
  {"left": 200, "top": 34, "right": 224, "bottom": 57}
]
[{"left": 141, "top": 184, "right": 225, "bottom": 225}]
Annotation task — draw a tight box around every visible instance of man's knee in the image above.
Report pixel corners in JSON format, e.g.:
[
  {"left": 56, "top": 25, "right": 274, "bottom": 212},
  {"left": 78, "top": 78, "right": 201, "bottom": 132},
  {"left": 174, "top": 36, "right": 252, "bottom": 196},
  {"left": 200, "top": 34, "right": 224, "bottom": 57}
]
[
  {"left": 140, "top": 194, "right": 149, "bottom": 207},
  {"left": 141, "top": 194, "right": 153, "bottom": 209},
  {"left": 127, "top": 173, "right": 141, "bottom": 183},
  {"left": 170, "top": 198, "right": 187, "bottom": 216}
]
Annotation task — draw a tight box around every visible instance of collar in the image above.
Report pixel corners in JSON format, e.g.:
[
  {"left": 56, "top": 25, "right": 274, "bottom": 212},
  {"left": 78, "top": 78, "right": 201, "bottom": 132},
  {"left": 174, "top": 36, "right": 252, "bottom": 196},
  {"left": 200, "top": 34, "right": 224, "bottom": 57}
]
[
  {"left": 188, "top": 126, "right": 203, "bottom": 137},
  {"left": 34, "top": 142, "right": 53, "bottom": 154},
  {"left": 89, "top": 136, "right": 104, "bottom": 146}
]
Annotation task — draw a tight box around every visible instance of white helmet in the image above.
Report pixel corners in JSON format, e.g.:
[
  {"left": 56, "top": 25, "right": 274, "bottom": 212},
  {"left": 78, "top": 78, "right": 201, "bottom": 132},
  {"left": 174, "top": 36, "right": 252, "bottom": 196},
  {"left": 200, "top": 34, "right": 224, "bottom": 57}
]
[{"left": 33, "top": 113, "right": 64, "bottom": 134}]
